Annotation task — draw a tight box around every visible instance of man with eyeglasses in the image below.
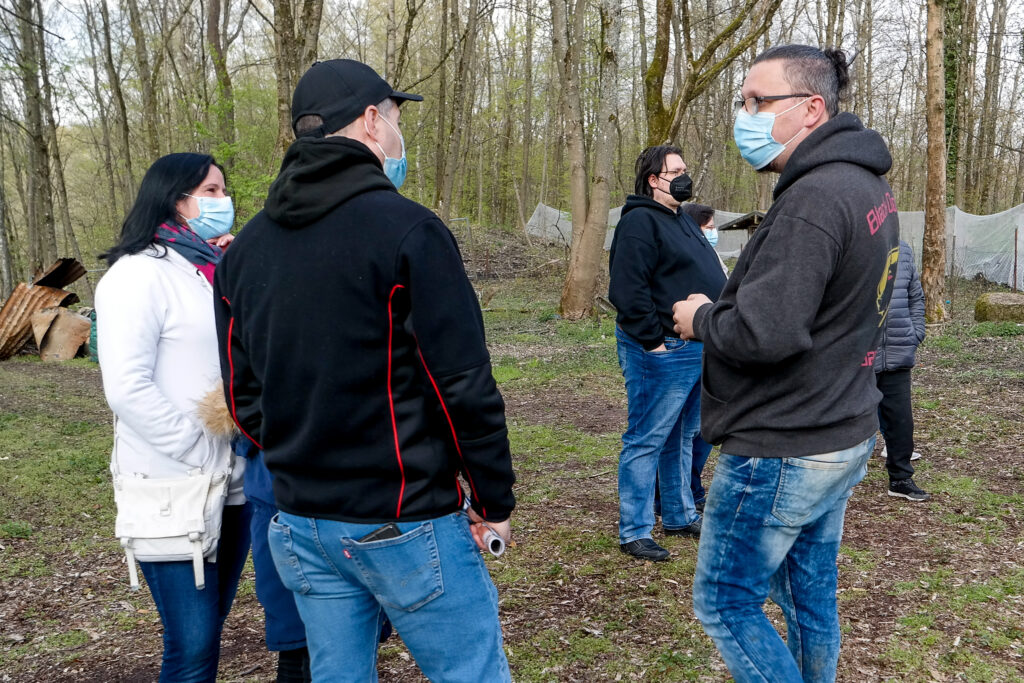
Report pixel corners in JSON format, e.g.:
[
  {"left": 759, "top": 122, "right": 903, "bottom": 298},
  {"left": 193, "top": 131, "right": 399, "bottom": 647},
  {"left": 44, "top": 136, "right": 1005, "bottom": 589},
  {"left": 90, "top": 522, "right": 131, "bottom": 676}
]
[
  {"left": 608, "top": 145, "right": 727, "bottom": 562},
  {"left": 672, "top": 45, "right": 899, "bottom": 681}
]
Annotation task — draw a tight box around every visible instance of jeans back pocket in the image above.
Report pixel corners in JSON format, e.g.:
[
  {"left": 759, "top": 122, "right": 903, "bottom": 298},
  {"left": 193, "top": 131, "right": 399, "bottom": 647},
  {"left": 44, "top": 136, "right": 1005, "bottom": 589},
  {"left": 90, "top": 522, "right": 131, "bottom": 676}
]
[
  {"left": 342, "top": 522, "right": 444, "bottom": 612},
  {"left": 268, "top": 515, "right": 312, "bottom": 595}
]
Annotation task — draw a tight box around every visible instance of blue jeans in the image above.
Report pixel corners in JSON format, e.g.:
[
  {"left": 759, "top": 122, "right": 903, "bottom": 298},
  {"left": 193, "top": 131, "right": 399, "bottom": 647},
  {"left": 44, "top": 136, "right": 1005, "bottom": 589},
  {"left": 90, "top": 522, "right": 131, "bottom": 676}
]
[
  {"left": 139, "top": 503, "right": 253, "bottom": 683},
  {"left": 616, "top": 327, "right": 702, "bottom": 543},
  {"left": 250, "top": 498, "right": 308, "bottom": 651},
  {"left": 693, "top": 437, "right": 874, "bottom": 682},
  {"left": 268, "top": 510, "right": 511, "bottom": 682},
  {"left": 691, "top": 435, "right": 713, "bottom": 506}
]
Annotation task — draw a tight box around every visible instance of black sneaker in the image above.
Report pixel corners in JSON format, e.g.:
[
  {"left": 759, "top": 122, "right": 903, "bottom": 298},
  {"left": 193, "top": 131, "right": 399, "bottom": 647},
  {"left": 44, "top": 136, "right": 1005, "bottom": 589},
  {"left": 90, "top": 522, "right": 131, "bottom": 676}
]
[
  {"left": 695, "top": 499, "right": 706, "bottom": 514},
  {"left": 888, "top": 478, "right": 931, "bottom": 502},
  {"left": 620, "top": 538, "right": 670, "bottom": 562},
  {"left": 664, "top": 517, "right": 702, "bottom": 538}
]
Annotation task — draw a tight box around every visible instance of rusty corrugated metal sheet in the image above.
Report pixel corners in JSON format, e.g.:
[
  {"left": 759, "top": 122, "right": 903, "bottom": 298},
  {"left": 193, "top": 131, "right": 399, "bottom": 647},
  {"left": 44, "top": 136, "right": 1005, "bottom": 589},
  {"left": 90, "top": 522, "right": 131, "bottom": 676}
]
[
  {"left": 0, "top": 282, "right": 79, "bottom": 360},
  {"left": 34, "top": 258, "right": 87, "bottom": 289}
]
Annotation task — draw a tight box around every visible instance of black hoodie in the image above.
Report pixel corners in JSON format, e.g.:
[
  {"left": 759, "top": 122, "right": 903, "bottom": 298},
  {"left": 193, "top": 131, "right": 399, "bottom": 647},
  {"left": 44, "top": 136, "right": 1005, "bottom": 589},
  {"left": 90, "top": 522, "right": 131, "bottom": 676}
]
[
  {"left": 691, "top": 113, "right": 900, "bottom": 457},
  {"left": 213, "top": 136, "right": 515, "bottom": 523},
  {"left": 608, "top": 196, "right": 727, "bottom": 349}
]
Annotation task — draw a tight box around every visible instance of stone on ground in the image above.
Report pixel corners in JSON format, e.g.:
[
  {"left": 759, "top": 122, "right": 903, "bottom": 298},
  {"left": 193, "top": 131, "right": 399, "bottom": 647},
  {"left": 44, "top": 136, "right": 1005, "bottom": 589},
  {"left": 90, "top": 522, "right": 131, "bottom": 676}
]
[{"left": 974, "top": 292, "right": 1024, "bottom": 322}]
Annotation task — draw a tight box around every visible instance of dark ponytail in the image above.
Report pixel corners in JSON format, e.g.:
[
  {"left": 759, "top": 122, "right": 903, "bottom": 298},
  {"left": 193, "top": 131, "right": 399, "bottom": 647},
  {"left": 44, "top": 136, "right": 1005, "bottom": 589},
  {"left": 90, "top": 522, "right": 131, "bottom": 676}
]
[
  {"left": 101, "top": 153, "right": 219, "bottom": 266},
  {"left": 823, "top": 47, "right": 851, "bottom": 106}
]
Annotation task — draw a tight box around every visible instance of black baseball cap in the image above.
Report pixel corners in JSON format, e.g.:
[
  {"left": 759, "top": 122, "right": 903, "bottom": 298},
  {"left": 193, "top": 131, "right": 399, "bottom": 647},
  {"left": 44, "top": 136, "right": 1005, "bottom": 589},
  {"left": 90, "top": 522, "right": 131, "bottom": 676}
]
[{"left": 290, "top": 59, "right": 423, "bottom": 137}]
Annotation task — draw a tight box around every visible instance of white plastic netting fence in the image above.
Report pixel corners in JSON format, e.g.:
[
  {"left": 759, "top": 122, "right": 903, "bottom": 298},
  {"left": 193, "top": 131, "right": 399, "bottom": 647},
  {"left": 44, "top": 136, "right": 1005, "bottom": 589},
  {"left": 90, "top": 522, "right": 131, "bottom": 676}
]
[{"left": 525, "top": 202, "right": 1024, "bottom": 289}]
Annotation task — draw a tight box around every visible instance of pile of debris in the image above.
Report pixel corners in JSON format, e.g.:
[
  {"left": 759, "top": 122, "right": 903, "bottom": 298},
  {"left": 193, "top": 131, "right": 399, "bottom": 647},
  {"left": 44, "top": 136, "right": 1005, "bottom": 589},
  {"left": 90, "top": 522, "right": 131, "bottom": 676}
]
[{"left": 0, "top": 259, "right": 92, "bottom": 362}]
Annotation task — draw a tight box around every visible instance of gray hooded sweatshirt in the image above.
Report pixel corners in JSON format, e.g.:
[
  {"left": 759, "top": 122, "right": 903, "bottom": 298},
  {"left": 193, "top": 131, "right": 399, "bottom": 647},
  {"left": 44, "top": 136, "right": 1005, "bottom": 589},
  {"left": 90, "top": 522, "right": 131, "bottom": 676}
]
[{"left": 692, "top": 112, "right": 900, "bottom": 457}]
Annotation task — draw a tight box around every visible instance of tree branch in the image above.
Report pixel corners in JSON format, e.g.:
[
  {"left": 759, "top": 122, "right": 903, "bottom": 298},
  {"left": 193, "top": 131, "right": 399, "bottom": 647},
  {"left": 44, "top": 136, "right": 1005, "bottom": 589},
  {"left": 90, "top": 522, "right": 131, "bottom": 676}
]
[{"left": 0, "top": 3, "right": 63, "bottom": 40}]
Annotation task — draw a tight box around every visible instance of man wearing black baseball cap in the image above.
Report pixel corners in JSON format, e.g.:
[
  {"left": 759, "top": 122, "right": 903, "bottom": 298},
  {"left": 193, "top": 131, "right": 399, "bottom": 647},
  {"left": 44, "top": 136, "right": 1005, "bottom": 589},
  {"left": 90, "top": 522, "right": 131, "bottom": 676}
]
[{"left": 213, "top": 59, "right": 515, "bottom": 682}]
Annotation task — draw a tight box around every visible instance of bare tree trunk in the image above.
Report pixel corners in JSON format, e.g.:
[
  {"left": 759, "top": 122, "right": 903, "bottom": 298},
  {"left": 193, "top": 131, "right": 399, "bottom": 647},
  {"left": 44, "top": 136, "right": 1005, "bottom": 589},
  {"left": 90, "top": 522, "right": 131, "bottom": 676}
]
[
  {"left": 975, "top": 0, "right": 1006, "bottom": 212},
  {"left": 0, "top": 144, "right": 14, "bottom": 298},
  {"left": 923, "top": 0, "right": 948, "bottom": 323},
  {"left": 519, "top": 0, "right": 534, "bottom": 220},
  {"left": 207, "top": 0, "right": 236, "bottom": 168},
  {"left": 953, "top": 0, "right": 976, "bottom": 206},
  {"left": 125, "top": 0, "right": 160, "bottom": 162},
  {"left": 273, "top": 0, "right": 323, "bottom": 155},
  {"left": 554, "top": 0, "right": 621, "bottom": 319},
  {"left": 35, "top": 3, "right": 93, "bottom": 297},
  {"left": 999, "top": 56, "right": 1023, "bottom": 209},
  {"left": 99, "top": 0, "right": 135, "bottom": 208},
  {"left": 273, "top": 0, "right": 298, "bottom": 154},
  {"left": 437, "top": 0, "right": 480, "bottom": 222},
  {"left": 551, "top": 0, "right": 588, "bottom": 253},
  {"left": 432, "top": 0, "right": 450, "bottom": 208},
  {"left": 1, "top": 118, "right": 31, "bottom": 262},
  {"left": 825, "top": 0, "right": 845, "bottom": 47},
  {"left": 393, "top": 0, "right": 422, "bottom": 86},
  {"left": 84, "top": 1, "right": 121, "bottom": 230},
  {"left": 298, "top": 0, "right": 323, "bottom": 70},
  {"left": 385, "top": 0, "right": 397, "bottom": 80},
  {"left": 16, "top": 0, "right": 57, "bottom": 273}
]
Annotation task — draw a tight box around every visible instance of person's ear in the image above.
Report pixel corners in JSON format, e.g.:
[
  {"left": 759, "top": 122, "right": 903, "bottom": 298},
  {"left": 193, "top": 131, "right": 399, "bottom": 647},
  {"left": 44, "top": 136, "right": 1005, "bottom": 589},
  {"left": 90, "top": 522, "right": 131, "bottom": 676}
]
[
  {"left": 647, "top": 173, "right": 659, "bottom": 190},
  {"left": 363, "top": 105, "right": 381, "bottom": 141},
  {"left": 804, "top": 95, "right": 828, "bottom": 125}
]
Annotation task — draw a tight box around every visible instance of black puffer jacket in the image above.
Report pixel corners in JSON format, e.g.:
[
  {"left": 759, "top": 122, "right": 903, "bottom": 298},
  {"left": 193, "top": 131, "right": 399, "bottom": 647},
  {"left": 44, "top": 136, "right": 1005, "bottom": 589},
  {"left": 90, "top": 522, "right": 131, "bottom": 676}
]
[{"left": 875, "top": 240, "right": 925, "bottom": 371}]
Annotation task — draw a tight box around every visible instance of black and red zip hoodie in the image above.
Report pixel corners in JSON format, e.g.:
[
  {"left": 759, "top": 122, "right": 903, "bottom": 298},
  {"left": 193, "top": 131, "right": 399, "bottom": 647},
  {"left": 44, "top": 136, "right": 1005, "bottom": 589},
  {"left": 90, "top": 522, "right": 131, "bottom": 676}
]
[{"left": 213, "top": 135, "right": 515, "bottom": 523}]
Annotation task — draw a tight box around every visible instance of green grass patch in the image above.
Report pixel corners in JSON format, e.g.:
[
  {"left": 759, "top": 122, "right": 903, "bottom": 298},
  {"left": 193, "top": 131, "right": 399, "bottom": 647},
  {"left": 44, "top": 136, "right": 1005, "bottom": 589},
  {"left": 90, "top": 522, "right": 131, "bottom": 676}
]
[
  {"left": 927, "top": 474, "right": 1024, "bottom": 519},
  {"left": 968, "top": 321, "right": 1024, "bottom": 337},
  {"left": 0, "top": 412, "right": 112, "bottom": 533},
  {"left": 839, "top": 546, "right": 878, "bottom": 572},
  {"left": 42, "top": 629, "right": 89, "bottom": 651},
  {"left": 510, "top": 423, "right": 620, "bottom": 468},
  {"left": 925, "top": 335, "right": 963, "bottom": 352},
  {"left": 0, "top": 520, "right": 34, "bottom": 539}
]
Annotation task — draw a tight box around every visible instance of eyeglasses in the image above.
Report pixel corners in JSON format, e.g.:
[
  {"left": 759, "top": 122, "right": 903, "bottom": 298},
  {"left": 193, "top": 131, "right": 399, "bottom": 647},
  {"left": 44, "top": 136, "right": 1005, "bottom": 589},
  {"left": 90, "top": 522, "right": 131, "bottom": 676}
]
[{"left": 734, "top": 94, "right": 811, "bottom": 115}]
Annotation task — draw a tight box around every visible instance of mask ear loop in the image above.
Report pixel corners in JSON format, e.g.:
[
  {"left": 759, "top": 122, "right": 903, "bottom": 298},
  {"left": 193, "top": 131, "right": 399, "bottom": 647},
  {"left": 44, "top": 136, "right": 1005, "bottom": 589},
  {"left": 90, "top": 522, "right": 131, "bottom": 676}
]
[
  {"left": 652, "top": 173, "right": 681, "bottom": 200},
  {"left": 380, "top": 116, "right": 405, "bottom": 159},
  {"left": 364, "top": 107, "right": 392, "bottom": 161},
  {"left": 176, "top": 193, "right": 195, "bottom": 226},
  {"left": 775, "top": 96, "right": 815, "bottom": 148}
]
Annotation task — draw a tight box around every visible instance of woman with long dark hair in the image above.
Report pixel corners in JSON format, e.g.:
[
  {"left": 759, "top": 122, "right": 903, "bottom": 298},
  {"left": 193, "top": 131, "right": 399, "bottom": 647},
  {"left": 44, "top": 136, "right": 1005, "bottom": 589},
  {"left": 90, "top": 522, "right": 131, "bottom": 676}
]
[{"left": 95, "top": 153, "right": 250, "bottom": 682}]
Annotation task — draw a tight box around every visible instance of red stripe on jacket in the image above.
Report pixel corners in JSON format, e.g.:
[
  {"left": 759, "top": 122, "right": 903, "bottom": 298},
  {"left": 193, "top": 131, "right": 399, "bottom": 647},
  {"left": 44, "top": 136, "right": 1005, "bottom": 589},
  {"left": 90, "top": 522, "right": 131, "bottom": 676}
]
[
  {"left": 225, "top": 314, "right": 263, "bottom": 450},
  {"left": 388, "top": 285, "right": 408, "bottom": 517},
  {"left": 417, "top": 349, "right": 485, "bottom": 518}
]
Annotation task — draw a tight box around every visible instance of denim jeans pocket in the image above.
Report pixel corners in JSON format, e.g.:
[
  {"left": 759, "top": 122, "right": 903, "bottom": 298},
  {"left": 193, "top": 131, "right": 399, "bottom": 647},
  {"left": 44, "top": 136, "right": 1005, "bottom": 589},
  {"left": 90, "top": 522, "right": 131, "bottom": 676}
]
[
  {"left": 647, "top": 337, "right": 685, "bottom": 355},
  {"left": 782, "top": 453, "right": 852, "bottom": 471},
  {"left": 268, "top": 514, "right": 312, "bottom": 595},
  {"left": 771, "top": 452, "right": 860, "bottom": 526},
  {"left": 342, "top": 522, "right": 444, "bottom": 612}
]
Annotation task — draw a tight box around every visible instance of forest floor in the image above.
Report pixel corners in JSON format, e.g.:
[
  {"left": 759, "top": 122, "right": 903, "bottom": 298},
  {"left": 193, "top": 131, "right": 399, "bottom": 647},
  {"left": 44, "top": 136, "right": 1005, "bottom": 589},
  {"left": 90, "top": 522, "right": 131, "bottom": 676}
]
[{"left": 1, "top": 234, "right": 1022, "bottom": 682}]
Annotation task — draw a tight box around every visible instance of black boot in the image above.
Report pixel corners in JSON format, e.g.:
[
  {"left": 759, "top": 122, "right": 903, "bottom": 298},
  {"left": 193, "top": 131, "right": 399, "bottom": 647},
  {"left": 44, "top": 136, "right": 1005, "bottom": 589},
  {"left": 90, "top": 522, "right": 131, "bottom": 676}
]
[{"left": 277, "top": 646, "right": 311, "bottom": 683}]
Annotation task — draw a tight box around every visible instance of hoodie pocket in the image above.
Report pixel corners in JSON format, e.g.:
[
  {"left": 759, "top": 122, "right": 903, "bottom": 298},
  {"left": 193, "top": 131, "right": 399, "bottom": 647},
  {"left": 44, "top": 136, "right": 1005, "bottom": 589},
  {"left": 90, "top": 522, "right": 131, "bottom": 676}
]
[{"left": 701, "top": 354, "right": 740, "bottom": 404}]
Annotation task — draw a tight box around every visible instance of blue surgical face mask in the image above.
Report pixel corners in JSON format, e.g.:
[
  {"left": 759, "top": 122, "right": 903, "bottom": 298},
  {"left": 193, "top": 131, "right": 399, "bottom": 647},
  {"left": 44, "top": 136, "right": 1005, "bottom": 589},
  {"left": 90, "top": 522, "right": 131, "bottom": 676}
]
[
  {"left": 371, "top": 114, "right": 407, "bottom": 189},
  {"left": 733, "top": 97, "right": 809, "bottom": 170},
  {"left": 183, "top": 195, "right": 234, "bottom": 240},
  {"left": 703, "top": 228, "right": 719, "bottom": 248}
]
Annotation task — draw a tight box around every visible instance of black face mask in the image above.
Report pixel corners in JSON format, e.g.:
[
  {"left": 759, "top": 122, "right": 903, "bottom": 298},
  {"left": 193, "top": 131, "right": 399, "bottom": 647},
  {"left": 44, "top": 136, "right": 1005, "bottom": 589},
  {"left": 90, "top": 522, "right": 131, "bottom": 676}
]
[{"left": 669, "top": 173, "right": 693, "bottom": 202}]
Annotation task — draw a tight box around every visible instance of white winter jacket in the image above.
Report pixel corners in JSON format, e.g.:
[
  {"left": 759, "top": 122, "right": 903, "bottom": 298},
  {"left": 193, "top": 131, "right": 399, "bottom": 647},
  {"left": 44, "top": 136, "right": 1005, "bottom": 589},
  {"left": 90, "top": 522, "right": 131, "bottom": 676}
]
[{"left": 95, "top": 246, "right": 245, "bottom": 502}]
